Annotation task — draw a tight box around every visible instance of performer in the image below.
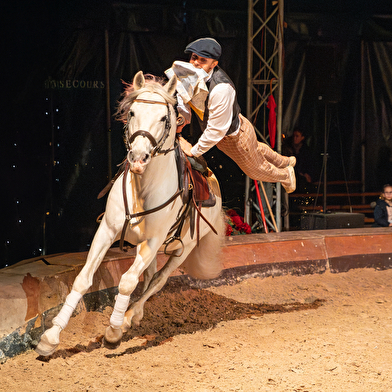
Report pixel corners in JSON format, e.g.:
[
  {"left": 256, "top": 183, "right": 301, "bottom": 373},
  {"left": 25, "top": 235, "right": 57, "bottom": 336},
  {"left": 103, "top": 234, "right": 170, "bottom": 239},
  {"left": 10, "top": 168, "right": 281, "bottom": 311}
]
[
  {"left": 166, "top": 37, "right": 296, "bottom": 193},
  {"left": 373, "top": 184, "right": 392, "bottom": 227}
]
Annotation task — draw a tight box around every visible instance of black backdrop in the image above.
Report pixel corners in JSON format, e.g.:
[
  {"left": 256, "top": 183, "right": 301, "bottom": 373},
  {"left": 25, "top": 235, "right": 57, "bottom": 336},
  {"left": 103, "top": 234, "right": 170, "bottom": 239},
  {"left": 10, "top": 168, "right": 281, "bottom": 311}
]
[{"left": 2, "top": 0, "right": 392, "bottom": 267}]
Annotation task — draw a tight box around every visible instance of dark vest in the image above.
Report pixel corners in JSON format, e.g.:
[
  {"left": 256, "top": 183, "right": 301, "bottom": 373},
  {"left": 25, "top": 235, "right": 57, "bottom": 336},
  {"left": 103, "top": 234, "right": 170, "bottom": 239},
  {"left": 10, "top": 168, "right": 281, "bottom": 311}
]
[{"left": 189, "top": 67, "right": 241, "bottom": 143}]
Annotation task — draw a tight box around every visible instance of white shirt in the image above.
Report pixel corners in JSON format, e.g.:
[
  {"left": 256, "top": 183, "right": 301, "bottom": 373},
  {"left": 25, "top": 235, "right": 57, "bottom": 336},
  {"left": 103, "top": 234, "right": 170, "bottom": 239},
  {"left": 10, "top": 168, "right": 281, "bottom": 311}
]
[{"left": 177, "top": 75, "right": 239, "bottom": 157}]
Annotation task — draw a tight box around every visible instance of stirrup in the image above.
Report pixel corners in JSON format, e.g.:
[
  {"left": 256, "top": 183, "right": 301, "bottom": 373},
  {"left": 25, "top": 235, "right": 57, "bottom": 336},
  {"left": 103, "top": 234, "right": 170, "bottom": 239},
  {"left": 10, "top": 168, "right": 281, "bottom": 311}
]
[{"left": 163, "top": 236, "right": 184, "bottom": 257}]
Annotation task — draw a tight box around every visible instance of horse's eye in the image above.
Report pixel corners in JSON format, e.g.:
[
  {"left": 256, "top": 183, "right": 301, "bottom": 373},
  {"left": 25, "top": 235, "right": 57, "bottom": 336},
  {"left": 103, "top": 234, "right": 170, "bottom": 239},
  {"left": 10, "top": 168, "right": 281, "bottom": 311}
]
[
  {"left": 160, "top": 116, "right": 167, "bottom": 122},
  {"left": 128, "top": 111, "right": 134, "bottom": 119}
]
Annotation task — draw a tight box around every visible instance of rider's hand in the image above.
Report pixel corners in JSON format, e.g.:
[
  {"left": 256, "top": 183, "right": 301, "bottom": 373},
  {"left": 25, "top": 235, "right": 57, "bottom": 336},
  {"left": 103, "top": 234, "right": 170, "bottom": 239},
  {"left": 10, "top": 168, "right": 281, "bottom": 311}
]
[{"left": 178, "top": 136, "right": 193, "bottom": 157}]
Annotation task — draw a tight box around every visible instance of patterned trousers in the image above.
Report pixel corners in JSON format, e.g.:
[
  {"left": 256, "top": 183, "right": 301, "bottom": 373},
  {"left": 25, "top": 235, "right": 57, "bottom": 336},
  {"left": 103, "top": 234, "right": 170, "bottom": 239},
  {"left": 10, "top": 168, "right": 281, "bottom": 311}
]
[{"left": 217, "top": 114, "right": 291, "bottom": 188}]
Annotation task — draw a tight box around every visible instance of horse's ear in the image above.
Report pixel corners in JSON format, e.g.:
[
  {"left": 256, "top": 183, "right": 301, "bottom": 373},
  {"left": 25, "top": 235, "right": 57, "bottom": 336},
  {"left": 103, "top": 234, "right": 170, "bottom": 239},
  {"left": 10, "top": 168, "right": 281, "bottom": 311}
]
[
  {"left": 164, "top": 75, "right": 177, "bottom": 96},
  {"left": 133, "top": 71, "right": 145, "bottom": 90}
]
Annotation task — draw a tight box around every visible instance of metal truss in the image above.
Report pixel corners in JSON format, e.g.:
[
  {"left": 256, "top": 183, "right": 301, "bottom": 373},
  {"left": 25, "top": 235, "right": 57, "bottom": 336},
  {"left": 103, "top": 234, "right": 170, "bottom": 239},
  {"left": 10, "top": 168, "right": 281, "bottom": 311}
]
[{"left": 245, "top": 0, "right": 285, "bottom": 231}]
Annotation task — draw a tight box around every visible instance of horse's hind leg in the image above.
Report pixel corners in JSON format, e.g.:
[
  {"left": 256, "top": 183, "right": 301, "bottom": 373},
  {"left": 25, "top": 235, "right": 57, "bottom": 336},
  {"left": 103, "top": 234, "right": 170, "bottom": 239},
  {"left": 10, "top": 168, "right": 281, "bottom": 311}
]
[
  {"left": 142, "top": 256, "right": 157, "bottom": 293},
  {"left": 123, "top": 247, "right": 192, "bottom": 330},
  {"left": 35, "top": 222, "right": 117, "bottom": 356}
]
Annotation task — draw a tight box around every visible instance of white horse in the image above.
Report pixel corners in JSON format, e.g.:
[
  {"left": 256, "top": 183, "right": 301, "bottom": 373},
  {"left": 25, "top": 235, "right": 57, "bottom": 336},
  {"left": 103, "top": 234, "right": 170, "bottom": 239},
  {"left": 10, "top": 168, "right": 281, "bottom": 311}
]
[{"left": 35, "top": 71, "right": 224, "bottom": 356}]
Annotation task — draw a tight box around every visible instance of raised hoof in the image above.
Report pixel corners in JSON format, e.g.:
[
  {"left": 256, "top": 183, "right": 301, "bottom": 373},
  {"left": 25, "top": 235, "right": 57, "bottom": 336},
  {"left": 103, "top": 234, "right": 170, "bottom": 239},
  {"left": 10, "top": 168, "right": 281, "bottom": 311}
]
[
  {"left": 35, "top": 333, "right": 59, "bottom": 357},
  {"left": 104, "top": 325, "right": 123, "bottom": 348}
]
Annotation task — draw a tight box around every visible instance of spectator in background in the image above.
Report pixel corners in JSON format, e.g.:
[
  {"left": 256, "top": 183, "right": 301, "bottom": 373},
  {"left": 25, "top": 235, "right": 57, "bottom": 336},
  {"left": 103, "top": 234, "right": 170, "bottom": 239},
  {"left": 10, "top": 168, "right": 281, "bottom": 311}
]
[
  {"left": 283, "top": 128, "right": 315, "bottom": 192},
  {"left": 373, "top": 184, "right": 392, "bottom": 227}
]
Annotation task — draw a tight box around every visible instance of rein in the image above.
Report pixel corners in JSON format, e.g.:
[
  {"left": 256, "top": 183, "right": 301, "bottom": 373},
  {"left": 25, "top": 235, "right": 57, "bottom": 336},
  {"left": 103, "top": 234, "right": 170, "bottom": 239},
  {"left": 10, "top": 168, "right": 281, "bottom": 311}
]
[
  {"left": 117, "top": 94, "right": 217, "bottom": 252},
  {"left": 119, "top": 160, "right": 183, "bottom": 251}
]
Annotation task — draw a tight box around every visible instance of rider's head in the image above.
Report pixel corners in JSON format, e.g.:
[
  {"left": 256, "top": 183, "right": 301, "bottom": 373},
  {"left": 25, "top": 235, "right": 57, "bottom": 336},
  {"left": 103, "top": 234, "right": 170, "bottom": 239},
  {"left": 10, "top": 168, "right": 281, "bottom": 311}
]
[{"left": 184, "top": 37, "right": 220, "bottom": 74}]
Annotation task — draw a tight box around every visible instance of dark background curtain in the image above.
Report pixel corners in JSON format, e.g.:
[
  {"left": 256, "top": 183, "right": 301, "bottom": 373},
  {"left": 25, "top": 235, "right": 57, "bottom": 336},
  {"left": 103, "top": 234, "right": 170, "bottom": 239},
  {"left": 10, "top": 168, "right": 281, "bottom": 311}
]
[{"left": 2, "top": 1, "right": 392, "bottom": 267}]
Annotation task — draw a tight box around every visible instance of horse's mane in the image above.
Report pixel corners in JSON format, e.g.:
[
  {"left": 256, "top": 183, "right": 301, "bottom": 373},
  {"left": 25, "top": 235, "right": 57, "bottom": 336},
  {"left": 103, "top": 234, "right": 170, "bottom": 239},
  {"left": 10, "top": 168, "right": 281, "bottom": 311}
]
[{"left": 115, "top": 74, "right": 177, "bottom": 124}]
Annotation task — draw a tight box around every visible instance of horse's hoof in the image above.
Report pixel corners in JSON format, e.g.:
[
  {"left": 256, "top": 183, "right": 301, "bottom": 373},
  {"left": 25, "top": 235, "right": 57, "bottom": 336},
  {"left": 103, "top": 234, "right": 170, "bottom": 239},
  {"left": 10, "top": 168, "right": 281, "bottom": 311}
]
[
  {"left": 35, "top": 325, "right": 61, "bottom": 357},
  {"left": 35, "top": 333, "right": 59, "bottom": 357},
  {"left": 104, "top": 325, "right": 123, "bottom": 346},
  {"left": 131, "top": 318, "right": 141, "bottom": 327},
  {"left": 123, "top": 308, "right": 143, "bottom": 329},
  {"left": 103, "top": 337, "right": 122, "bottom": 350},
  {"left": 122, "top": 316, "right": 132, "bottom": 330}
]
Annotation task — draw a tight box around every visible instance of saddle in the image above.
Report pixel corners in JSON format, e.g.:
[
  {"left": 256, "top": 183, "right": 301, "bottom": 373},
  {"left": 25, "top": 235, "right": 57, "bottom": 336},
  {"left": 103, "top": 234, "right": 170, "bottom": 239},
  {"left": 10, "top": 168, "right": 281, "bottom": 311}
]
[
  {"left": 163, "top": 144, "right": 217, "bottom": 248},
  {"left": 175, "top": 145, "right": 216, "bottom": 208}
]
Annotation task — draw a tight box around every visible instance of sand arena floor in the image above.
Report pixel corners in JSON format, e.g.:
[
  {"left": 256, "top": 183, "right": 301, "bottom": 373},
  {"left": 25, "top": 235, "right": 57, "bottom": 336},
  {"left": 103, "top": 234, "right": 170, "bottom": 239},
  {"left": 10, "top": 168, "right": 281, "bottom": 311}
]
[{"left": 2, "top": 267, "right": 392, "bottom": 391}]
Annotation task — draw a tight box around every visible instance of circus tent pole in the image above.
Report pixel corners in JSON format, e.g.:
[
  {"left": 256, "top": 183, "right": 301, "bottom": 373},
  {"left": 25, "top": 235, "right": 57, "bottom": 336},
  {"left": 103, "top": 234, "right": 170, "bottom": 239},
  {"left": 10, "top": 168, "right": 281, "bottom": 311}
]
[{"left": 276, "top": 0, "right": 284, "bottom": 231}]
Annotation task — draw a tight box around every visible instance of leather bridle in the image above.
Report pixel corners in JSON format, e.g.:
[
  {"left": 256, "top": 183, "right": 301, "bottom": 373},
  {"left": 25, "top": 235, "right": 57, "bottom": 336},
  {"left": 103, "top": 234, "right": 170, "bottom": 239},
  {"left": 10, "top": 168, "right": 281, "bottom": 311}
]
[
  {"left": 119, "top": 96, "right": 183, "bottom": 252},
  {"left": 125, "top": 98, "right": 175, "bottom": 160}
]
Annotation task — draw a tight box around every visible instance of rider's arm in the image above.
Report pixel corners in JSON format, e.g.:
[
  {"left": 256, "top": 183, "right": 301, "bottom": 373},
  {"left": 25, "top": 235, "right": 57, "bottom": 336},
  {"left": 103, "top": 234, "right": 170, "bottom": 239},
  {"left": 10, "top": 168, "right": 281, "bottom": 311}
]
[{"left": 190, "top": 83, "right": 236, "bottom": 157}]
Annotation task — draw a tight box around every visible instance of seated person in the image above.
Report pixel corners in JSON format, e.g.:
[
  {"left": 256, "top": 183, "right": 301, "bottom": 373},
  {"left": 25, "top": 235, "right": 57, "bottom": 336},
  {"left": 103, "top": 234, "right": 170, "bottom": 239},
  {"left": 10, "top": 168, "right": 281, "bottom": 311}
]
[{"left": 373, "top": 184, "right": 392, "bottom": 227}]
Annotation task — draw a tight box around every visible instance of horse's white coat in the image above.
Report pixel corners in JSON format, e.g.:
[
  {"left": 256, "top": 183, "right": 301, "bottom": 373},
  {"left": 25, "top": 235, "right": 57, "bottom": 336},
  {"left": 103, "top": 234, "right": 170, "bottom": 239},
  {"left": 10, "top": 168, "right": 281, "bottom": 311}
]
[{"left": 35, "top": 71, "right": 223, "bottom": 356}]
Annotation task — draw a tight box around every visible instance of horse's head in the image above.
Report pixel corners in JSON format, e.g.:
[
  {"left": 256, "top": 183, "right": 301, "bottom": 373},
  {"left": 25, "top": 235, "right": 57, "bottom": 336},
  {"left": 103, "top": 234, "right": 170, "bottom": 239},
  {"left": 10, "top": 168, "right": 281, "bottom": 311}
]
[{"left": 123, "top": 71, "right": 177, "bottom": 175}]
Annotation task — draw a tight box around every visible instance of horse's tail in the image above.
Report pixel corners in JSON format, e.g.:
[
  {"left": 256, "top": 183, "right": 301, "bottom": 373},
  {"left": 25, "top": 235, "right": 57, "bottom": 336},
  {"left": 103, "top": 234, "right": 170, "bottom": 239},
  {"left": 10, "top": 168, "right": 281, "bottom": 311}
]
[{"left": 180, "top": 211, "right": 225, "bottom": 280}]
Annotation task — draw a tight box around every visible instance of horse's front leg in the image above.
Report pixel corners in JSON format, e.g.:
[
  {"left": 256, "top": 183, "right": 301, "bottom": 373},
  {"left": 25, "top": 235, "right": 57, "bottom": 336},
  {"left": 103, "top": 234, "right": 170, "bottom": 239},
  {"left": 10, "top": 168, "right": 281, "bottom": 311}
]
[
  {"left": 104, "top": 238, "right": 160, "bottom": 346},
  {"left": 35, "top": 220, "right": 119, "bottom": 356}
]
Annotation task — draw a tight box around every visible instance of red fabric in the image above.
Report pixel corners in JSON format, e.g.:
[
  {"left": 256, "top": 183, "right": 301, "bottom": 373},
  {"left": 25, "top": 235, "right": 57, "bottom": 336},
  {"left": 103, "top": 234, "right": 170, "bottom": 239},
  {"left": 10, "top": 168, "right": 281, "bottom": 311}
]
[{"left": 267, "top": 95, "right": 277, "bottom": 149}]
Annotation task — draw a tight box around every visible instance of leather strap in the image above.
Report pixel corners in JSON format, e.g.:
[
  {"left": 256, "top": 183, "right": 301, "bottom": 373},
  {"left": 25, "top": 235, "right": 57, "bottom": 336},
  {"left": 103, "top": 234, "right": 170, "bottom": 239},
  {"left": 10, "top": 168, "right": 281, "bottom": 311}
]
[
  {"left": 134, "top": 99, "right": 168, "bottom": 106},
  {"left": 119, "top": 163, "right": 183, "bottom": 251},
  {"left": 127, "top": 130, "right": 158, "bottom": 148},
  {"left": 186, "top": 161, "right": 218, "bottom": 237}
]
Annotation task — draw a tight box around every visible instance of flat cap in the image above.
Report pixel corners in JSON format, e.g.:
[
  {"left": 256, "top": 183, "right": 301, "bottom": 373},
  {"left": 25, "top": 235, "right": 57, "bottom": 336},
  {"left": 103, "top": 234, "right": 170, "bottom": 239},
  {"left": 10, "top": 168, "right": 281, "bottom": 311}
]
[{"left": 184, "top": 38, "right": 221, "bottom": 60}]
